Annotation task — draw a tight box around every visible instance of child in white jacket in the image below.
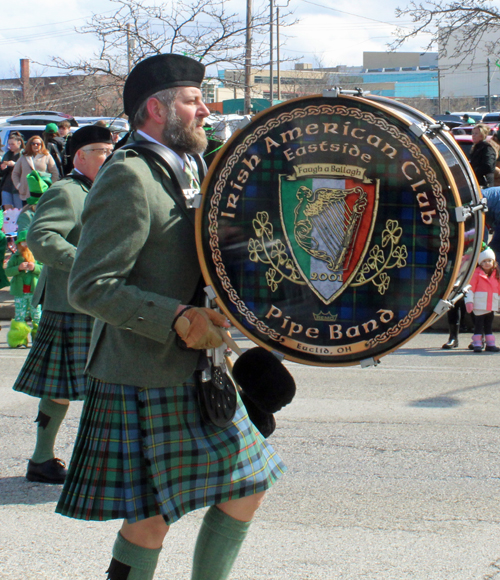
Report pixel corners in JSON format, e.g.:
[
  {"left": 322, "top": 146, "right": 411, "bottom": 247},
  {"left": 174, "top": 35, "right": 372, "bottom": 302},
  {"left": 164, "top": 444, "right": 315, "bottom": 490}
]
[{"left": 465, "top": 247, "right": 500, "bottom": 352}]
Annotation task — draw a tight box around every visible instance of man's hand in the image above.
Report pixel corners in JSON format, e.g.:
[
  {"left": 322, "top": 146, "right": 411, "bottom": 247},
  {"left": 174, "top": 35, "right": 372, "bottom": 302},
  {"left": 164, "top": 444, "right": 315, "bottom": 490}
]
[
  {"left": 466, "top": 302, "right": 474, "bottom": 314},
  {"left": 174, "top": 306, "right": 230, "bottom": 350}
]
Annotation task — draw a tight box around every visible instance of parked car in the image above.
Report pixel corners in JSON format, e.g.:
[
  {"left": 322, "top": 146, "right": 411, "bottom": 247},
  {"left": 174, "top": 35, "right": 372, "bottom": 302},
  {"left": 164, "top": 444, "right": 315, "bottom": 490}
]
[
  {"left": 481, "top": 112, "right": 500, "bottom": 124},
  {"left": 452, "top": 123, "right": 499, "bottom": 136},
  {"left": 450, "top": 111, "right": 484, "bottom": 123},
  {"left": 452, "top": 129, "right": 498, "bottom": 161},
  {"left": 432, "top": 114, "right": 464, "bottom": 129},
  {"left": 5, "top": 111, "right": 79, "bottom": 127},
  {"left": 0, "top": 125, "right": 44, "bottom": 148},
  {"left": 453, "top": 134, "right": 474, "bottom": 159},
  {"left": 0, "top": 123, "right": 78, "bottom": 150},
  {"left": 75, "top": 116, "right": 129, "bottom": 130}
]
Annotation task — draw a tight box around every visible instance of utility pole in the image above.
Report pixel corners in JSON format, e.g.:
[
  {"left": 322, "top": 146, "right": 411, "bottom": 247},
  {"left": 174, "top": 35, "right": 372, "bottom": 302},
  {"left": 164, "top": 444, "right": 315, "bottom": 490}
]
[
  {"left": 277, "top": 6, "right": 281, "bottom": 101},
  {"left": 126, "top": 24, "right": 135, "bottom": 75},
  {"left": 269, "top": 0, "right": 274, "bottom": 105},
  {"left": 244, "top": 0, "right": 252, "bottom": 115},
  {"left": 487, "top": 57, "right": 492, "bottom": 112},
  {"left": 437, "top": 67, "right": 441, "bottom": 115}
]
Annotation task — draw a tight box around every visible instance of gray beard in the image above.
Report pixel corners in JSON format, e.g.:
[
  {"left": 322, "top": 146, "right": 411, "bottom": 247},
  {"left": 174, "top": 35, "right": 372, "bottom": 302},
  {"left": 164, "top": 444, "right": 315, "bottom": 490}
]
[{"left": 162, "top": 115, "right": 208, "bottom": 155}]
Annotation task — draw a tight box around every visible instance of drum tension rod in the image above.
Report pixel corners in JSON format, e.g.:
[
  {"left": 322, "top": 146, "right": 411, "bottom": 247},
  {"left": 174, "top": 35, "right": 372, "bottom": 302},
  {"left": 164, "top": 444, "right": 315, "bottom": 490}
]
[
  {"left": 409, "top": 122, "right": 448, "bottom": 138},
  {"left": 434, "top": 285, "right": 472, "bottom": 316},
  {"left": 323, "top": 87, "right": 368, "bottom": 98},
  {"left": 455, "top": 198, "right": 488, "bottom": 222}
]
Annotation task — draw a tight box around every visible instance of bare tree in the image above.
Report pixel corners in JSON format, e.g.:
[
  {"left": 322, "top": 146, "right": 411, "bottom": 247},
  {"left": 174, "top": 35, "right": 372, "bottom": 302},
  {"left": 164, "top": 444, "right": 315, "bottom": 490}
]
[
  {"left": 49, "top": 0, "right": 294, "bottom": 82},
  {"left": 393, "top": 1, "right": 500, "bottom": 64}
]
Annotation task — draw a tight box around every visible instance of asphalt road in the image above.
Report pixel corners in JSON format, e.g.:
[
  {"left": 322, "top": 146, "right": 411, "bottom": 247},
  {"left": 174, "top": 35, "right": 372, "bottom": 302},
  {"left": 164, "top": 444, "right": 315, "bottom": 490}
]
[{"left": 1, "top": 321, "right": 500, "bottom": 580}]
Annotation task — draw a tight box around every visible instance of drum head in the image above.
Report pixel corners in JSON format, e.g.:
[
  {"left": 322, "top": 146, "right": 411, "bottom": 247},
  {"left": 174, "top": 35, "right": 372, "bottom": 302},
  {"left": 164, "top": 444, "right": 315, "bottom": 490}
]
[{"left": 197, "top": 94, "right": 471, "bottom": 366}]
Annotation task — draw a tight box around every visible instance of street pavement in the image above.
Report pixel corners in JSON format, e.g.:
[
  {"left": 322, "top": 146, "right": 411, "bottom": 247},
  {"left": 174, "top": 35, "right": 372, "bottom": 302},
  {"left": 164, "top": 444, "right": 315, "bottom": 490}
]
[{"left": 1, "top": 322, "right": 500, "bottom": 580}]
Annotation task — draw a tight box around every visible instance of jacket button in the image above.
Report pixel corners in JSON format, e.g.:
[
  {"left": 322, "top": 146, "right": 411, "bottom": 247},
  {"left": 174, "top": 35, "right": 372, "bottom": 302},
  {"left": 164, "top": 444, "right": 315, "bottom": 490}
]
[
  {"left": 147, "top": 300, "right": 155, "bottom": 307},
  {"left": 137, "top": 317, "right": 144, "bottom": 322},
  {"left": 126, "top": 327, "right": 132, "bottom": 331}
]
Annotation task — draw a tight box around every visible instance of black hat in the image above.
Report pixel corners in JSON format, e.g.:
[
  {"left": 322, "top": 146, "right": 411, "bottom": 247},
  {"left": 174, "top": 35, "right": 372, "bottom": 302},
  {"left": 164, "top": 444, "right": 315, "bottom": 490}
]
[
  {"left": 123, "top": 53, "right": 205, "bottom": 121},
  {"left": 70, "top": 125, "right": 113, "bottom": 158}
]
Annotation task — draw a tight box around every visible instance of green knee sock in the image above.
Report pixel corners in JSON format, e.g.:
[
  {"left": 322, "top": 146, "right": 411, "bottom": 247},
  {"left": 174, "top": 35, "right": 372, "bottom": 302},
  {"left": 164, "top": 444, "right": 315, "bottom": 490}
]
[
  {"left": 31, "top": 399, "right": 69, "bottom": 464},
  {"left": 191, "top": 506, "right": 252, "bottom": 580},
  {"left": 108, "top": 532, "right": 161, "bottom": 580}
]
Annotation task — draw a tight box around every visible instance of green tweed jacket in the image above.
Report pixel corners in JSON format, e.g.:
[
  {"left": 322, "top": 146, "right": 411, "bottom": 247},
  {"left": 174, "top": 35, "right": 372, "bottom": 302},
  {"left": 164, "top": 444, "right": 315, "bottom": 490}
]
[
  {"left": 68, "top": 136, "right": 201, "bottom": 388},
  {"left": 28, "top": 174, "right": 91, "bottom": 313}
]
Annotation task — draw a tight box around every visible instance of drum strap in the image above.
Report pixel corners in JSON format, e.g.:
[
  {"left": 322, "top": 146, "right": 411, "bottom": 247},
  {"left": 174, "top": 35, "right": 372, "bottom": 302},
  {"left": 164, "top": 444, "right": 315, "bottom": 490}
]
[{"left": 120, "top": 141, "right": 207, "bottom": 225}]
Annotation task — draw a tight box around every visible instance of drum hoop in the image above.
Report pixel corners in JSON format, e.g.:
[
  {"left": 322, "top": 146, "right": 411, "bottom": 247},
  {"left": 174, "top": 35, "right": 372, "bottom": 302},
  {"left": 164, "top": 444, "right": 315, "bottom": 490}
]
[{"left": 196, "top": 94, "right": 470, "bottom": 365}]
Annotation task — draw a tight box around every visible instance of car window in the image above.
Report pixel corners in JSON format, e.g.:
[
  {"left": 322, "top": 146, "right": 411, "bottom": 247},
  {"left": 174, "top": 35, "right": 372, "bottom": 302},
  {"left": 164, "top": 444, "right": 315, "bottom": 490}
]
[{"left": 0, "top": 127, "right": 43, "bottom": 151}]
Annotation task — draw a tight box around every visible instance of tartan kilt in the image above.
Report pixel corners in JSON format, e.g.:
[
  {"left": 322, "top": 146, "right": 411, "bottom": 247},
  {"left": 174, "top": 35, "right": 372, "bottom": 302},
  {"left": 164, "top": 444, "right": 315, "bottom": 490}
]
[
  {"left": 56, "top": 376, "right": 286, "bottom": 525},
  {"left": 12, "top": 310, "right": 93, "bottom": 401}
]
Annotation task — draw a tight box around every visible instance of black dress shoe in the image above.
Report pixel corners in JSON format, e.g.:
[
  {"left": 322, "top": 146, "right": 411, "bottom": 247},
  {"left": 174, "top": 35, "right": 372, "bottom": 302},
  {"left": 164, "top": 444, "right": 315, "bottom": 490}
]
[{"left": 26, "top": 458, "right": 67, "bottom": 484}]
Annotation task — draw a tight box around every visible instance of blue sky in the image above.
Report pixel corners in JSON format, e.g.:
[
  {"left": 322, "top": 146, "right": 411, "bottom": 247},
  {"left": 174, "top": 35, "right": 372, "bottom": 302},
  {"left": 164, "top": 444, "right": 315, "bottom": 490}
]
[{"left": 0, "top": 0, "right": 432, "bottom": 79}]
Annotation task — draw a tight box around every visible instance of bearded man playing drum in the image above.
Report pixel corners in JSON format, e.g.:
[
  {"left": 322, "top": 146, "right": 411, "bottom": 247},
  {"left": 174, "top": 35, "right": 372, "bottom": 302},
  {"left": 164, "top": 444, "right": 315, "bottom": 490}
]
[{"left": 56, "top": 54, "right": 286, "bottom": 580}]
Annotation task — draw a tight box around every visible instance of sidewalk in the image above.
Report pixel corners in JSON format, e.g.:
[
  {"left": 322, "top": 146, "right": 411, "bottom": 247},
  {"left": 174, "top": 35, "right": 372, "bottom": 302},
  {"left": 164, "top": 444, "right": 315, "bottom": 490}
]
[{"left": 0, "top": 287, "right": 14, "bottom": 321}]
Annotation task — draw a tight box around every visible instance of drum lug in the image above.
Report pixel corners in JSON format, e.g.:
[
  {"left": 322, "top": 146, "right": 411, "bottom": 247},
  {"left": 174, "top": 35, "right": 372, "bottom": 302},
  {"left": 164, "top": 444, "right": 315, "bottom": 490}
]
[
  {"left": 204, "top": 285, "right": 217, "bottom": 300},
  {"left": 455, "top": 198, "right": 488, "bottom": 222},
  {"left": 360, "top": 357, "right": 380, "bottom": 368},
  {"left": 237, "top": 117, "right": 251, "bottom": 130},
  {"left": 409, "top": 124, "right": 425, "bottom": 138}
]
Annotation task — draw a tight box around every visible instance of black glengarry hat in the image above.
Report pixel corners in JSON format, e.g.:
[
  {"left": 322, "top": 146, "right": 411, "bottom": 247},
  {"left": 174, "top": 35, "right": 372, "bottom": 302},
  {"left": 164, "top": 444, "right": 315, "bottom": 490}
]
[
  {"left": 70, "top": 125, "right": 113, "bottom": 158},
  {"left": 123, "top": 53, "right": 205, "bottom": 122}
]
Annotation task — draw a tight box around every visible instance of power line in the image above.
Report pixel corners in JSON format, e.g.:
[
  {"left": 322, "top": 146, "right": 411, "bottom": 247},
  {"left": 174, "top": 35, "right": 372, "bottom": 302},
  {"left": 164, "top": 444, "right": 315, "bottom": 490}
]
[
  {"left": 300, "top": 0, "right": 413, "bottom": 29},
  {"left": 0, "top": 9, "right": 117, "bottom": 32}
]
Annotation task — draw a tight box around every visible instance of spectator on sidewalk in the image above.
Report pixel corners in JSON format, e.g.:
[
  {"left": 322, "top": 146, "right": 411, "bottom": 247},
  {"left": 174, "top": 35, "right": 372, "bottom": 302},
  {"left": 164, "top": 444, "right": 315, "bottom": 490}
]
[
  {"left": 0, "top": 131, "right": 25, "bottom": 210},
  {"left": 12, "top": 136, "right": 59, "bottom": 204}
]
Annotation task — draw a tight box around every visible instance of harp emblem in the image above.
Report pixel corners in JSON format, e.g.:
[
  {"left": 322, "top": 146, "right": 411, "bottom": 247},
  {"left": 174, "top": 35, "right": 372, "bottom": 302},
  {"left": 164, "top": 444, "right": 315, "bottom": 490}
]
[{"left": 280, "top": 175, "right": 379, "bottom": 304}]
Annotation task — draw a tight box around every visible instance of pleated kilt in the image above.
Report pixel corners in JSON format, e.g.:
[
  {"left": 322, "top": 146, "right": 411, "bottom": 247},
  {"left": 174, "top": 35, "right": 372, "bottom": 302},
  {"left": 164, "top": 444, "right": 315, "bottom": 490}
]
[
  {"left": 56, "top": 376, "right": 286, "bottom": 525},
  {"left": 12, "top": 310, "right": 93, "bottom": 401}
]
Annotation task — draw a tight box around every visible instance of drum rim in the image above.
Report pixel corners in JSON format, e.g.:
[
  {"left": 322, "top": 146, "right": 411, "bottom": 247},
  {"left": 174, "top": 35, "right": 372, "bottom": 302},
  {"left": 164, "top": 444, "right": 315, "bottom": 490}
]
[{"left": 196, "top": 94, "right": 470, "bottom": 366}]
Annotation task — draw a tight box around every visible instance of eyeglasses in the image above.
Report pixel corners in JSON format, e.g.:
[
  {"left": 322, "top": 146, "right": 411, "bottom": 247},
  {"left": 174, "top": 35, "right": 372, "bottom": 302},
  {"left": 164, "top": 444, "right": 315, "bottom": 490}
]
[
  {"left": 32, "top": 142, "right": 42, "bottom": 146},
  {"left": 82, "top": 148, "right": 114, "bottom": 156}
]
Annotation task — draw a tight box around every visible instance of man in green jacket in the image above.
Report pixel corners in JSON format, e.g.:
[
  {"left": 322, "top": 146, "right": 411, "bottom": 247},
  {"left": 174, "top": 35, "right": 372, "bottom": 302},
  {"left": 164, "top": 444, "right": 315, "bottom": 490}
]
[
  {"left": 12, "top": 125, "right": 113, "bottom": 484},
  {"left": 57, "top": 54, "right": 286, "bottom": 580}
]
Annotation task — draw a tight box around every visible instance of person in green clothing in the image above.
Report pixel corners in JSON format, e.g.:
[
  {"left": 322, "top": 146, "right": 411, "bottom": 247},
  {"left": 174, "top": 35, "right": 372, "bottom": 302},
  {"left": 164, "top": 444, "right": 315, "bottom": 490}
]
[
  {"left": 12, "top": 125, "right": 113, "bottom": 485},
  {"left": 56, "top": 53, "right": 286, "bottom": 580},
  {"left": 0, "top": 209, "right": 10, "bottom": 292},
  {"left": 4, "top": 229, "right": 42, "bottom": 347},
  {"left": 16, "top": 169, "right": 52, "bottom": 233}
]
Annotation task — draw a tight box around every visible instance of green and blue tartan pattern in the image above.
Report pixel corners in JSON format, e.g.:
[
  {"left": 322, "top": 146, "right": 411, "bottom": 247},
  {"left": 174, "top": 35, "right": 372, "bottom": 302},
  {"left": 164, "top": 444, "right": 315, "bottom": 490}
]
[
  {"left": 13, "top": 310, "right": 92, "bottom": 400},
  {"left": 56, "top": 377, "right": 286, "bottom": 524}
]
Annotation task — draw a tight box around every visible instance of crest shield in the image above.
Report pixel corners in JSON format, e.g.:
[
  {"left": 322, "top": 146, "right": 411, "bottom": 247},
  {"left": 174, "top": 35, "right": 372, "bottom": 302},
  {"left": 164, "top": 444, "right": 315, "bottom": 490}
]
[{"left": 279, "top": 172, "right": 379, "bottom": 304}]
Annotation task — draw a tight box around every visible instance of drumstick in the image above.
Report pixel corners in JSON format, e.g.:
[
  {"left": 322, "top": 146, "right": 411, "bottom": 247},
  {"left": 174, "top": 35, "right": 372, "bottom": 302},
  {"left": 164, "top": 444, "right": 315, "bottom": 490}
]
[{"left": 216, "top": 327, "right": 243, "bottom": 356}]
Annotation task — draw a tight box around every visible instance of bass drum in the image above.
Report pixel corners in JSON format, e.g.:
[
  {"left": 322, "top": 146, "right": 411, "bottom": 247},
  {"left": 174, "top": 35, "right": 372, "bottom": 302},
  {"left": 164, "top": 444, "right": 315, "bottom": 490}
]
[
  {"left": 365, "top": 94, "right": 484, "bottom": 303},
  {"left": 196, "top": 92, "right": 484, "bottom": 366}
]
